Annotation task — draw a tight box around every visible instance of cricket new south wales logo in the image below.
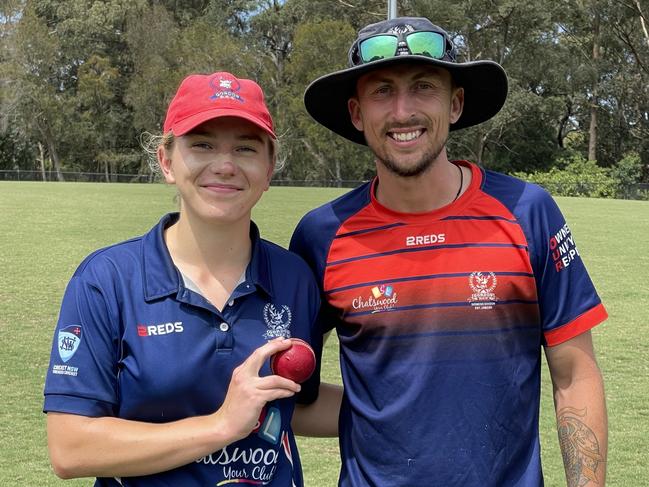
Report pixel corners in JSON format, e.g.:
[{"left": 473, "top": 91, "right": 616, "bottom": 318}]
[{"left": 57, "top": 325, "right": 82, "bottom": 362}]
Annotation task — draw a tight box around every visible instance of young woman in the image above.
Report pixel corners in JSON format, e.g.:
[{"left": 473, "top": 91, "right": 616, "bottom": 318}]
[{"left": 44, "top": 72, "right": 339, "bottom": 487}]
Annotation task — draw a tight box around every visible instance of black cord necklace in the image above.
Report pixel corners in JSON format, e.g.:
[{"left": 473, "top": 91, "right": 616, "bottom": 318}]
[{"left": 453, "top": 164, "right": 464, "bottom": 202}]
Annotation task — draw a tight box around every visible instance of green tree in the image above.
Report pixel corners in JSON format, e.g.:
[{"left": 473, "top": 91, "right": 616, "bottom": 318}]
[
  {"left": 3, "top": 4, "right": 71, "bottom": 180},
  {"left": 403, "top": 0, "right": 566, "bottom": 171},
  {"left": 125, "top": 3, "right": 254, "bottom": 133},
  {"left": 515, "top": 153, "right": 617, "bottom": 197},
  {"left": 76, "top": 54, "right": 138, "bottom": 181},
  {"left": 1, "top": 0, "right": 646, "bottom": 187},
  {"left": 610, "top": 152, "right": 643, "bottom": 198},
  {"left": 282, "top": 19, "right": 371, "bottom": 184}
]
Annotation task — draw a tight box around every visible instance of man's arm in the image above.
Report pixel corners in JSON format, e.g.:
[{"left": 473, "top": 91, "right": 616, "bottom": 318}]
[
  {"left": 545, "top": 330, "right": 607, "bottom": 487},
  {"left": 292, "top": 382, "right": 342, "bottom": 437},
  {"left": 292, "top": 332, "right": 342, "bottom": 437}
]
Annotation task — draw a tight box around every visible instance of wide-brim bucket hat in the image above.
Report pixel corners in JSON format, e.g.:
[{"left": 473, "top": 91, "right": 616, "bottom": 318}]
[{"left": 304, "top": 17, "right": 508, "bottom": 145}]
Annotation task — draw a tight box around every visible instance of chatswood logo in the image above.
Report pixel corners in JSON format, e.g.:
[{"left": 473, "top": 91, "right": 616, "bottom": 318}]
[
  {"left": 197, "top": 443, "right": 281, "bottom": 485},
  {"left": 352, "top": 284, "right": 398, "bottom": 313}
]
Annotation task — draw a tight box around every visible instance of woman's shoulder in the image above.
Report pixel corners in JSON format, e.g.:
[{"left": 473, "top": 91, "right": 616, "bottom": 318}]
[
  {"left": 72, "top": 235, "right": 145, "bottom": 283},
  {"left": 259, "top": 238, "right": 316, "bottom": 279}
]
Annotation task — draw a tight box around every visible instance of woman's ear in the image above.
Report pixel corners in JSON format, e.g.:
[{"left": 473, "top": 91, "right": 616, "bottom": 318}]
[
  {"left": 263, "top": 155, "right": 275, "bottom": 192},
  {"left": 157, "top": 145, "right": 175, "bottom": 184}
]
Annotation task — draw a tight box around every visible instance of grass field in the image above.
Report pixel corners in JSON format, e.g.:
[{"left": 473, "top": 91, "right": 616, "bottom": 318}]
[{"left": 1, "top": 181, "right": 647, "bottom": 486}]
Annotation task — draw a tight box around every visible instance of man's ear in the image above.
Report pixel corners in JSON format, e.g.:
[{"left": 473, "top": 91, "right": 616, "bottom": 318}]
[
  {"left": 157, "top": 146, "right": 175, "bottom": 184},
  {"left": 348, "top": 97, "right": 364, "bottom": 132},
  {"left": 450, "top": 86, "right": 465, "bottom": 125}
]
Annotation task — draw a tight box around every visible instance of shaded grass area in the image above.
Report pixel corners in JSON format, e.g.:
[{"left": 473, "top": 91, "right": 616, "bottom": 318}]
[{"left": 0, "top": 182, "right": 646, "bottom": 486}]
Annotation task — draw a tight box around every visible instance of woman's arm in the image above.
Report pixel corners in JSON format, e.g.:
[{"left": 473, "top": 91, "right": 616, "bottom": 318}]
[{"left": 47, "top": 339, "right": 299, "bottom": 479}]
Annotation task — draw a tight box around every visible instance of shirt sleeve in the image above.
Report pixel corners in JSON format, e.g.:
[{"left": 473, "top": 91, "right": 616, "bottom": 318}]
[
  {"left": 43, "top": 274, "right": 120, "bottom": 417},
  {"left": 290, "top": 217, "right": 339, "bottom": 335},
  {"left": 294, "top": 264, "right": 324, "bottom": 405},
  {"left": 523, "top": 188, "right": 608, "bottom": 346}
]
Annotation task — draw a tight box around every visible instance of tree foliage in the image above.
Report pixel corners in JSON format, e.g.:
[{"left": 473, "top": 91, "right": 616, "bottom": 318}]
[
  {"left": 1, "top": 0, "right": 647, "bottom": 190},
  {"left": 514, "top": 154, "right": 618, "bottom": 198}
]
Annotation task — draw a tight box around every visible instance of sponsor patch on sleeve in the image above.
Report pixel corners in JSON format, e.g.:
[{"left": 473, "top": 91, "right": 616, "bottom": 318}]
[
  {"left": 52, "top": 325, "right": 82, "bottom": 377},
  {"left": 549, "top": 223, "right": 581, "bottom": 272}
]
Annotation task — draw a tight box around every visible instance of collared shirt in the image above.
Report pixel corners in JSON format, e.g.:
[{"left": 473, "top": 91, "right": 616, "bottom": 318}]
[
  {"left": 290, "top": 161, "right": 607, "bottom": 487},
  {"left": 44, "top": 213, "right": 321, "bottom": 487}
]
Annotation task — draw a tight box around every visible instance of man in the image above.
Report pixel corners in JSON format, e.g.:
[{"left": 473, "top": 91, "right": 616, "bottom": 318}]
[{"left": 291, "top": 17, "right": 608, "bottom": 487}]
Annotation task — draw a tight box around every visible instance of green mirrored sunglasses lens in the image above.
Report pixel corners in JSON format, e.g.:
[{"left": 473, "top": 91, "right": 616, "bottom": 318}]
[
  {"left": 360, "top": 35, "right": 398, "bottom": 62},
  {"left": 407, "top": 32, "right": 445, "bottom": 59}
]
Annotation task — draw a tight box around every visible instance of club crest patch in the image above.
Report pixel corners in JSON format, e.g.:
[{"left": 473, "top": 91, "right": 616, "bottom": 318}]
[
  {"left": 58, "top": 325, "right": 82, "bottom": 363},
  {"left": 263, "top": 304, "right": 292, "bottom": 339},
  {"left": 468, "top": 271, "right": 498, "bottom": 310}
]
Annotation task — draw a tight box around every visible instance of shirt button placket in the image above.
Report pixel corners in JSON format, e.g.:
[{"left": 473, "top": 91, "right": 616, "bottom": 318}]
[
  {"left": 217, "top": 297, "right": 236, "bottom": 351},
  {"left": 216, "top": 318, "right": 234, "bottom": 351}
]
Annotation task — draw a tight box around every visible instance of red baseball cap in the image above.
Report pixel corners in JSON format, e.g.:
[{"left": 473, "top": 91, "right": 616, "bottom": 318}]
[{"left": 163, "top": 72, "right": 276, "bottom": 138}]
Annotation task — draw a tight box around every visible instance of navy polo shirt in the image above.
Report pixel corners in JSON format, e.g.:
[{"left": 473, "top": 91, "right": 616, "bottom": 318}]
[{"left": 44, "top": 213, "right": 321, "bottom": 487}]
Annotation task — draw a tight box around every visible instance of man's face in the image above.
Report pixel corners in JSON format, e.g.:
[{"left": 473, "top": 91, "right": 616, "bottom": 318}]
[{"left": 348, "top": 63, "right": 464, "bottom": 178}]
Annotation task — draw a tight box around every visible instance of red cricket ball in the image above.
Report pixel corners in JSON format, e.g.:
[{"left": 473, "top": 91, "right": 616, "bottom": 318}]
[{"left": 270, "top": 338, "right": 316, "bottom": 383}]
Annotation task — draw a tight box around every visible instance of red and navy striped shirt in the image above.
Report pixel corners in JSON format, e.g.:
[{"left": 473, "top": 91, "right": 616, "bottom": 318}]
[{"left": 291, "top": 161, "right": 606, "bottom": 487}]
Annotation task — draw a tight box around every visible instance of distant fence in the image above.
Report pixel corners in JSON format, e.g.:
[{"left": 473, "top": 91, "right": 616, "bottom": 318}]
[
  {"left": 271, "top": 179, "right": 365, "bottom": 188},
  {"left": 617, "top": 183, "right": 649, "bottom": 200},
  {"left": 1, "top": 169, "right": 647, "bottom": 198},
  {"left": 0, "top": 170, "right": 366, "bottom": 188},
  {"left": 0, "top": 170, "right": 156, "bottom": 183}
]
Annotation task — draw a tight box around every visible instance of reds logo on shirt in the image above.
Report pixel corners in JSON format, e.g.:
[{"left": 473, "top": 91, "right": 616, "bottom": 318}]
[
  {"left": 137, "top": 321, "right": 184, "bottom": 337},
  {"left": 405, "top": 233, "right": 446, "bottom": 246}
]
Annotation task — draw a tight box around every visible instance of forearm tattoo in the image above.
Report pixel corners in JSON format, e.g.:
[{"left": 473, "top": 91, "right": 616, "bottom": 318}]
[{"left": 557, "top": 407, "right": 604, "bottom": 487}]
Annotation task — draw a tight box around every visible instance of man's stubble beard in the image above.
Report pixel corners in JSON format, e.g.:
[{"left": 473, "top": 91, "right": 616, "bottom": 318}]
[{"left": 372, "top": 135, "right": 448, "bottom": 178}]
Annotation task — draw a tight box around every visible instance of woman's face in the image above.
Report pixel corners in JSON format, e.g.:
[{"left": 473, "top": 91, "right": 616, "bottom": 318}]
[{"left": 158, "top": 117, "right": 275, "bottom": 226}]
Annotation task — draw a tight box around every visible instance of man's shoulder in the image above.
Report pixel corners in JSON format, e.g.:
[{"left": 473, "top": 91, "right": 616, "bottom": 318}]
[
  {"left": 296, "top": 181, "right": 372, "bottom": 232},
  {"left": 481, "top": 167, "right": 555, "bottom": 213},
  {"left": 290, "top": 182, "right": 372, "bottom": 270}
]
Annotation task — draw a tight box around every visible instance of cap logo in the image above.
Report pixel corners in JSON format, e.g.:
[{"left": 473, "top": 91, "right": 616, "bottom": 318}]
[
  {"left": 209, "top": 75, "right": 244, "bottom": 103},
  {"left": 388, "top": 24, "right": 415, "bottom": 35}
]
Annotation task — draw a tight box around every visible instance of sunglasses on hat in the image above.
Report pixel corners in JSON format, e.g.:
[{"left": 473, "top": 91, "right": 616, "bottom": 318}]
[{"left": 352, "top": 31, "right": 456, "bottom": 65}]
